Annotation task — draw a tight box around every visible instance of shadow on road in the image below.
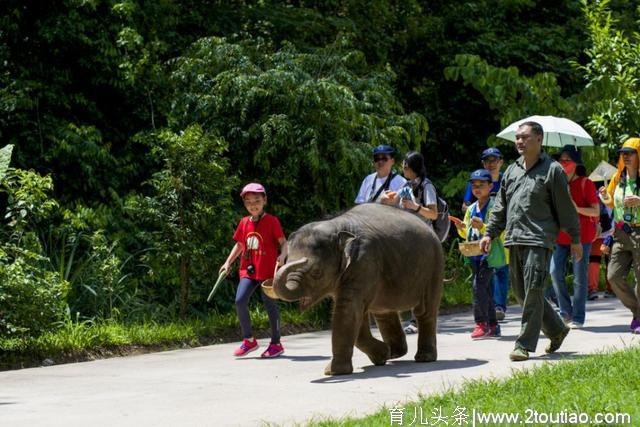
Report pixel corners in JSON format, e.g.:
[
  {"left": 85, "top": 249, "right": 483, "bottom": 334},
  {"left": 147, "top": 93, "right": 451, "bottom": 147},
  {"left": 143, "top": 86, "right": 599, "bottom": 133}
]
[{"left": 310, "top": 358, "right": 488, "bottom": 384}]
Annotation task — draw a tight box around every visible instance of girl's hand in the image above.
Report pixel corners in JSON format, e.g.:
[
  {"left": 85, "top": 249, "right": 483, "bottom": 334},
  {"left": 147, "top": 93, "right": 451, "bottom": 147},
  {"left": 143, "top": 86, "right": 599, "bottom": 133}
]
[
  {"left": 470, "top": 216, "right": 484, "bottom": 230},
  {"left": 401, "top": 198, "right": 419, "bottom": 211},
  {"left": 600, "top": 244, "right": 610, "bottom": 255},
  {"left": 220, "top": 263, "right": 230, "bottom": 274}
]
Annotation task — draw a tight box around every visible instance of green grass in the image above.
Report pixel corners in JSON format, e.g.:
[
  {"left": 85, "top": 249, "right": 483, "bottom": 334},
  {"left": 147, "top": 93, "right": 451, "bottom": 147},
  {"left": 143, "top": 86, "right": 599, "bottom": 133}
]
[
  {"left": 308, "top": 346, "right": 640, "bottom": 426},
  {"left": 1, "top": 271, "right": 470, "bottom": 370},
  {"left": 0, "top": 304, "right": 326, "bottom": 370}
]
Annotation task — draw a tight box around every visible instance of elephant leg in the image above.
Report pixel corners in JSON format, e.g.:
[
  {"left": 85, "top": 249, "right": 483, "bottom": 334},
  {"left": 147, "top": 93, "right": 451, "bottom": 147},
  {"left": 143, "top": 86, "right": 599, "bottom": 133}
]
[
  {"left": 374, "top": 312, "right": 407, "bottom": 359},
  {"left": 356, "top": 310, "right": 390, "bottom": 366},
  {"left": 324, "top": 297, "right": 362, "bottom": 376},
  {"left": 414, "top": 304, "right": 438, "bottom": 363}
]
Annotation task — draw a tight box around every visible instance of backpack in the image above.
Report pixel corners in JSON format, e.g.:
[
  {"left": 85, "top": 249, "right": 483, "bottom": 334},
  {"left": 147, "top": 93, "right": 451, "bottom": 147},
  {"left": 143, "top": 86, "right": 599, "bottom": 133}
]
[
  {"left": 597, "top": 201, "right": 612, "bottom": 236},
  {"left": 417, "top": 178, "right": 451, "bottom": 242}
]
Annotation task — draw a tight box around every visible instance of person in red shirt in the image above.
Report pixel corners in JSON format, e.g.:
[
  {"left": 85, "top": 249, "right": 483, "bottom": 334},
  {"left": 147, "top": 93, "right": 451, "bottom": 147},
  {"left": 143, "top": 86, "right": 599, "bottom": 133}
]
[
  {"left": 220, "top": 183, "right": 287, "bottom": 358},
  {"left": 548, "top": 146, "right": 599, "bottom": 328}
]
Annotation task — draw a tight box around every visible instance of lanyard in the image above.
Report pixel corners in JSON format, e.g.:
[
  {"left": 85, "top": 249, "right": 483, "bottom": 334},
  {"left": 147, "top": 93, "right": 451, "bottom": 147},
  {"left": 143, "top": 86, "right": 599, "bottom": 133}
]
[
  {"left": 243, "top": 213, "right": 264, "bottom": 262},
  {"left": 368, "top": 172, "right": 395, "bottom": 202}
]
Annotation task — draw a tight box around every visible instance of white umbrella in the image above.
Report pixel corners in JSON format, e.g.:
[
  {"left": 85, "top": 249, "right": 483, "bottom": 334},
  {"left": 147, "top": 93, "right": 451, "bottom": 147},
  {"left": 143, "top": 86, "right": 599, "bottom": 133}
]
[{"left": 497, "top": 115, "right": 594, "bottom": 147}]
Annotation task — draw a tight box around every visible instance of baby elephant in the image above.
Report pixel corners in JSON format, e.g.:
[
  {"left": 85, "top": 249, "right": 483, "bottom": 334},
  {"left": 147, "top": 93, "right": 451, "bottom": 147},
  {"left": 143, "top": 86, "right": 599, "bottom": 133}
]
[{"left": 273, "top": 203, "right": 444, "bottom": 375}]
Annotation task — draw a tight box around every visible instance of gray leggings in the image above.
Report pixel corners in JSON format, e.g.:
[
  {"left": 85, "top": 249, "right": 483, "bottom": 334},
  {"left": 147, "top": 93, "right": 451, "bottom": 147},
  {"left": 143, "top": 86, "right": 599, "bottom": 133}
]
[{"left": 235, "top": 278, "right": 281, "bottom": 343}]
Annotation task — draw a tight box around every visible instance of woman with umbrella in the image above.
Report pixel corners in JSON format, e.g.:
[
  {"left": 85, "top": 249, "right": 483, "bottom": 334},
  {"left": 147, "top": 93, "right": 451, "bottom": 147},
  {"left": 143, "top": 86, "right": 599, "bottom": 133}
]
[{"left": 600, "top": 137, "right": 640, "bottom": 335}]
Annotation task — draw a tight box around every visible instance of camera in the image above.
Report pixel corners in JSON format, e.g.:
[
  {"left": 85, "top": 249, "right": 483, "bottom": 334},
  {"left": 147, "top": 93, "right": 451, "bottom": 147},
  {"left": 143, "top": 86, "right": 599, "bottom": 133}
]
[{"left": 247, "top": 264, "right": 256, "bottom": 275}]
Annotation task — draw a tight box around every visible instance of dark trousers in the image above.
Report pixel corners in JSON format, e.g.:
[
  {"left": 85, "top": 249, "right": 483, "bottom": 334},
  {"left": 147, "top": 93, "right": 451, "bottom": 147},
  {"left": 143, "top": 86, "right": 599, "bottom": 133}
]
[
  {"left": 235, "top": 278, "right": 281, "bottom": 343},
  {"left": 509, "top": 245, "right": 566, "bottom": 352},
  {"left": 471, "top": 260, "right": 496, "bottom": 324}
]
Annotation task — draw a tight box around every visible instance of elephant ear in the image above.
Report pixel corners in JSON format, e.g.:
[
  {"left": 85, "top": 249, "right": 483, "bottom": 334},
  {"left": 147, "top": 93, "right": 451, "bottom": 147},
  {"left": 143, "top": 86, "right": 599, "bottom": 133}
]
[{"left": 337, "top": 231, "right": 358, "bottom": 274}]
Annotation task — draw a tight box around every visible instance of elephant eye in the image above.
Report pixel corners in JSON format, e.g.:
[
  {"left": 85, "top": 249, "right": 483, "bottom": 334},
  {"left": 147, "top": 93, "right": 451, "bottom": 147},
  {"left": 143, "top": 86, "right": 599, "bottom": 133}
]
[{"left": 310, "top": 267, "right": 323, "bottom": 279}]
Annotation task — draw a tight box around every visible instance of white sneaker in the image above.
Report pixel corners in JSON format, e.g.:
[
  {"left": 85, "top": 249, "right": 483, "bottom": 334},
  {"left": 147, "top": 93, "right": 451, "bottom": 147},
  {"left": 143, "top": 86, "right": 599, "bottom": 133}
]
[
  {"left": 403, "top": 323, "right": 418, "bottom": 334},
  {"left": 568, "top": 321, "right": 583, "bottom": 329}
]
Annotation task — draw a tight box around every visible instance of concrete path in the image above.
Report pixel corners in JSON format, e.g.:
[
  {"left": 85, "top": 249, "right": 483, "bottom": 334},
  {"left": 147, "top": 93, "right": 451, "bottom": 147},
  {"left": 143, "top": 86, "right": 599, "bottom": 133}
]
[{"left": 0, "top": 297, "right": 638, "bottom": 426}]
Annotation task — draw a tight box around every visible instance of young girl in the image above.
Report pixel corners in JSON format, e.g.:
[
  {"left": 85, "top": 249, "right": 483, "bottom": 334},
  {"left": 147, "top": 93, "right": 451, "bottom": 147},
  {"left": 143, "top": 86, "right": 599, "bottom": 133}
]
[
  {"left": 397, "top": 151, "right": 438, "bottom": 334},
  {"left": 220, "top": 183, "right": 287, "bottom": 358}
]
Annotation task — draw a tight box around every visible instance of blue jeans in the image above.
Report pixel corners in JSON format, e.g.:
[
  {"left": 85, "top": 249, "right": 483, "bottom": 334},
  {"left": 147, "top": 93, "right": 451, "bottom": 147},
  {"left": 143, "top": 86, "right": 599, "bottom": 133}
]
[
  {"left": 492, "top": 265, "right": 510, "bottom": 311},
  {"left": 549, "top": 242, "right": 592, "bottom": 324}
]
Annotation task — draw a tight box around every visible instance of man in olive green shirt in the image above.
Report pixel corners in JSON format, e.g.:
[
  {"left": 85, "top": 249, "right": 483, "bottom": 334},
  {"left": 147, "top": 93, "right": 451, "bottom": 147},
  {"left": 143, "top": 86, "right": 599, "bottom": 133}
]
[{"left": 480, "top": 122, "right": 582, "bottom": 361}]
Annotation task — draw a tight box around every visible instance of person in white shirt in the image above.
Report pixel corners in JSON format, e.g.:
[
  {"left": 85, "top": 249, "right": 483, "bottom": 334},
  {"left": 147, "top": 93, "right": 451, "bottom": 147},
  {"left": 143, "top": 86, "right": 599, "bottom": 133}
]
[{"left": 354, "top": 144, "right": 406, "bottom": 204}]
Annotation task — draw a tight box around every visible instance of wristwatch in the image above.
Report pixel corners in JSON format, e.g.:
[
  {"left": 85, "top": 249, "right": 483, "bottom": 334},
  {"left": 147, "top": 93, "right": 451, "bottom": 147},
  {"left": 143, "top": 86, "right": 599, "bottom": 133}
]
[{"left": 414, "top": 205, "right": 421, "bottom": 213}]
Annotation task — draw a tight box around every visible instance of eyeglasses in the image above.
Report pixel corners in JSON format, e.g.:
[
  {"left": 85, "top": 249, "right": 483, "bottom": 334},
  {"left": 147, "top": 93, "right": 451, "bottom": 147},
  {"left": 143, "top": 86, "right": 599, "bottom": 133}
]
[
  {"left": 373, "top": 156, "right": 390, "bottom": 163},
  {"left": 622, "top": 151, "right": 637, "bottom": 157}
]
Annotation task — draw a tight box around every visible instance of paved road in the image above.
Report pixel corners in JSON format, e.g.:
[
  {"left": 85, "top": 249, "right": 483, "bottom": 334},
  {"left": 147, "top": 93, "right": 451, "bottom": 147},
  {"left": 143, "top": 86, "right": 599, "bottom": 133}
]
[{"left": 1, "top": 297, "right": 638, "bottom": 426}]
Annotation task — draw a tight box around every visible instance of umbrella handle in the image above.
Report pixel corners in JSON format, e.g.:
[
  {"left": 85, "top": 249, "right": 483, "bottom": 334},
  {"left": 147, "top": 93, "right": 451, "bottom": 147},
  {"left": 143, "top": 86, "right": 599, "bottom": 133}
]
[{"left": 599, "top": 179, "right": 613, "bottom": 205}]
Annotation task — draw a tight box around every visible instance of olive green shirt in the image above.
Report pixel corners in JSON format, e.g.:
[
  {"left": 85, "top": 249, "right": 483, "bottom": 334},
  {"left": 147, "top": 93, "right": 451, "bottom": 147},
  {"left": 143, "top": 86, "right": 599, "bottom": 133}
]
[{"left": 485, "top": 153, "right": 580, "bottom": 250}]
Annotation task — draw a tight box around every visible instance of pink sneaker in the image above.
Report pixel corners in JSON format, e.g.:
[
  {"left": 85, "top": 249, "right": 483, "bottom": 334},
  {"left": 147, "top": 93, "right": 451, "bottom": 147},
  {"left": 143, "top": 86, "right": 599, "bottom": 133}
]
[
  {"left": 233, "top": 338, "right": 258, "bottom": 357},
  {"left": 261, "top": 342, "right": 284, "bottom": 358},
  {"left": 471, "top": 322, "right": 489, "bottom": 339}
]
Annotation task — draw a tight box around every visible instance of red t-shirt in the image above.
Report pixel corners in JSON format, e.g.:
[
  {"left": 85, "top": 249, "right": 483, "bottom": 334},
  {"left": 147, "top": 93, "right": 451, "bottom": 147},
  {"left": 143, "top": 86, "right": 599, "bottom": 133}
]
[
  {"left": 233, "top": 213, "right": 285, "bottom": 281},
  {"left": 557, "top": 176, "right": 598, "bottom": 245}
]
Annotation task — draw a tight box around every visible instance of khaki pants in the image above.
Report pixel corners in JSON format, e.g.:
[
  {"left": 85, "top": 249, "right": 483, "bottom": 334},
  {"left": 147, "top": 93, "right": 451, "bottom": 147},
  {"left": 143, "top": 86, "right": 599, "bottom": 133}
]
[
  {"left": 509, "top": 245, "right": 566, "bottom": 352},
  {"left": 607, "top": 229, "right": 640, "bottom": 319}
]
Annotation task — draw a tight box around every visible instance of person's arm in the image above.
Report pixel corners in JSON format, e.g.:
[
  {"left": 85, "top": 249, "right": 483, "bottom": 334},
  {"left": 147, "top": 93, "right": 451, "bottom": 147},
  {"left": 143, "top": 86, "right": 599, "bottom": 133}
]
[
  {"left": 354, "top": 175, "right": 371, "bottom": 204},
  {"left": 575, "top": 203, "right": 599, "bottom": 217},
  {"left": 456, "top": 208, "right": 471, "bottom": 239},
  {"left": 576, "top": 179, "right": 600, "bottom": 217},
  {"left": 551, "top": 167, "right": 582, "bottom": 260},
  {"left": 552, "top": 168, "right": 581, "bottom": 244},
  {"left": 481, "top": 172, "right": 509, "bottom": 254},
  {"left": 484, "top": 174, "right": 508, "bottom": 239},
  {"left": 221, "top": 242, "right": 243, "bottom": 273},
  {"left": 277, "top": 237, "right": 287, "bottom": 266}
]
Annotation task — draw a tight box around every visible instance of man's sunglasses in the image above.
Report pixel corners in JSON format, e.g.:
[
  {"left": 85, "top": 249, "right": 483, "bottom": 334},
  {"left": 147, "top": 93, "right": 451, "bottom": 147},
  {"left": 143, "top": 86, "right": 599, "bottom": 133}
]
[{"left": 373, "top": 156, "right": 390, "bottom": 163}]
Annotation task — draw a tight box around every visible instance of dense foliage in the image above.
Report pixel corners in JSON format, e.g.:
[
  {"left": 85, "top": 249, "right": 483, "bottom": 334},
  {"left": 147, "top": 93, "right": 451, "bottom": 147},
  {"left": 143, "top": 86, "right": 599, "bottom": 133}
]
[{"left": 1, "top": 0, "right": 639, "bottom": 338}]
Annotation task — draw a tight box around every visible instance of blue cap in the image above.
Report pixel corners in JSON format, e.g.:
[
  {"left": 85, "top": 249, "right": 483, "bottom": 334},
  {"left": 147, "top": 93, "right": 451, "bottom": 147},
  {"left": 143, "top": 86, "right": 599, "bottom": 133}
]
[
  {"left": 469, "top": 169, "right": 492, "bottom": 182},
  {"left": 481, "top": 147, "right": 502, "bottom": 159},
  {"left": 617, "top": 146, "right": 637, "bottom": 153},
  {"left": 373, "top": 144, "right": 395, "bottom": 156}
]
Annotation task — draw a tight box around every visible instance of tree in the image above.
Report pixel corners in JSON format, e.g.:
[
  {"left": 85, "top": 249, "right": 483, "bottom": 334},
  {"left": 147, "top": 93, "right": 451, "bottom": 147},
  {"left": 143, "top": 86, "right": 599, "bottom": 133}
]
[
  {"left": 577, "top": 0, "right": 640, "bottom": 147},
  {"left": 169, "top": 36, "right": 428, "bottom": 227},
  {"left": 128, "top": 125, "right": 235, "bottom": 317}
]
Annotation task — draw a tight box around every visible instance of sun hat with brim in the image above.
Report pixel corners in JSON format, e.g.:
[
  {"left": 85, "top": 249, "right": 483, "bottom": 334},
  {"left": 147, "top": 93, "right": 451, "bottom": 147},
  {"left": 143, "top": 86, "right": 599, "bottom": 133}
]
[
  {"left": 240, "top": 183, "right": 266, "bottom": 198},
  {"left": 468, "top": 169, "right": 492, "bottom": 182},
  {"left": 559, "top": 144, "right": 583, "bottom": 164},
  {"left": 372, "top": 144, "right": 395, "bottom": 155},
  {"left": 604, "top": 137, "right": 640, "bottom": 208}
]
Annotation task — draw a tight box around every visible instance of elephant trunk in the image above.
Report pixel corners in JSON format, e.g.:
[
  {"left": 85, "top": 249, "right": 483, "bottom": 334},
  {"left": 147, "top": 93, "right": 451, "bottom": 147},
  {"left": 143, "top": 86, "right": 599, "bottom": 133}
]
[{"left": 273, "top": 257, "right": 308, "bottom": 301}]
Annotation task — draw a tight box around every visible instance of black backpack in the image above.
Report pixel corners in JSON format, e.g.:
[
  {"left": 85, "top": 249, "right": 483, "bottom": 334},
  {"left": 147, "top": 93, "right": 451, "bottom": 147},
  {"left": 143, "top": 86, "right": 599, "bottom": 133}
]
[
  {"left": 598, "top": 201, "right": 612, "bottom": 234},
  {"left": 417, "top": 178, "right": 451, "bottom": 242}
]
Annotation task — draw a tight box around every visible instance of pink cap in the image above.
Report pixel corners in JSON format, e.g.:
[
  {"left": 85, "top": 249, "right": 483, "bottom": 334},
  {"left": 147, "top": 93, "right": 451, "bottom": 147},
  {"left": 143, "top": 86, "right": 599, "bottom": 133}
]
[{"left": 240, "top": 183, "right": 266, "bottom": 198}]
